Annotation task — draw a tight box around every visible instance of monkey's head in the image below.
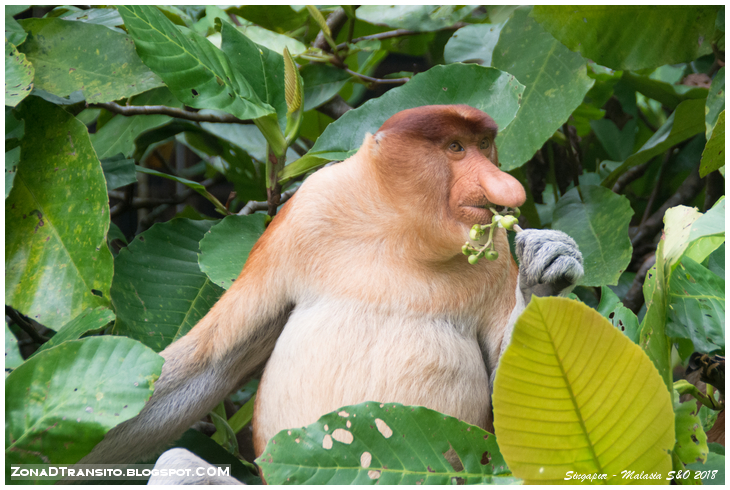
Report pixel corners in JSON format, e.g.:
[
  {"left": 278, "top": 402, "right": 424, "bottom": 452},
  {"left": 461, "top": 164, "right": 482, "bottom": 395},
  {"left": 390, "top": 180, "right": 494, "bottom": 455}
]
[{"left": 369, "top": 105, "right": 526, "bottom": 251}]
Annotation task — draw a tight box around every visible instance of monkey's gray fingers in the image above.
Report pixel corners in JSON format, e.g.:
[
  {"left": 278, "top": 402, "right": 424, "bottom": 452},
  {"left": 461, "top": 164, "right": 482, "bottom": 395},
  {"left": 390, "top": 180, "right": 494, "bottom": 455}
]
[
  {"left": 515, "top": 229, "right": 583, "bottom": 301},
  {"left": 148, "top": 448, "right": 243, "bottom": 485}
]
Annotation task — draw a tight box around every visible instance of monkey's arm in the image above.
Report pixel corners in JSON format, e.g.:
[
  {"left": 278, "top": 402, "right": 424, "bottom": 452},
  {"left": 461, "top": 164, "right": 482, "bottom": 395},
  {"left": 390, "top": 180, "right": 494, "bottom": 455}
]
[{"left": 78, "top": 227, "right": 294, "bottom": 465}]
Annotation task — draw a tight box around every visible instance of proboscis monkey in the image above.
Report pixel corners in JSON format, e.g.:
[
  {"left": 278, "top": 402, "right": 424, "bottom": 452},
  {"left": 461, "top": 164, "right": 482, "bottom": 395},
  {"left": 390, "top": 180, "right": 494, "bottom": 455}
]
[{"left": 80, "top": 104, "right": 583, "bottom": 466}]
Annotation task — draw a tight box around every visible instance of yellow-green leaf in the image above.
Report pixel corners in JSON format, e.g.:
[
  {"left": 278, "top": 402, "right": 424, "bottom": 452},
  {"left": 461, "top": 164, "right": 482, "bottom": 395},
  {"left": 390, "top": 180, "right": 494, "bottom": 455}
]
[
  {"left": 306, "top": 5, "right": 331, "bottom": 37},
  {"left": 283, "top": 47, "right": 302, "bottom": 114},
  {"left": 493, "top": 296, "right": 674, "bottom": 484}
]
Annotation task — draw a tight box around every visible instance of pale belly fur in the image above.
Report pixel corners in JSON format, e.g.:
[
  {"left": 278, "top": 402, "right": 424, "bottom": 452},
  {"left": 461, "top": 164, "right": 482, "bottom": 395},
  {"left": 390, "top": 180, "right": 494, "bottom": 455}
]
[{"left": 253, "top": 297, "right": 491, "bottom": 448}]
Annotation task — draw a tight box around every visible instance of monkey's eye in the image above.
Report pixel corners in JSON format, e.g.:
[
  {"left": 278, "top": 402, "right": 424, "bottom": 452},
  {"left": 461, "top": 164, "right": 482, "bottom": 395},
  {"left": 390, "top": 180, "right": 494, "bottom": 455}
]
[
  {"left": 480, "top": 138, "right": 490, "bottom": 150},
  {"left": 449, "top": 142, "right": 464, "bottom": 152}
]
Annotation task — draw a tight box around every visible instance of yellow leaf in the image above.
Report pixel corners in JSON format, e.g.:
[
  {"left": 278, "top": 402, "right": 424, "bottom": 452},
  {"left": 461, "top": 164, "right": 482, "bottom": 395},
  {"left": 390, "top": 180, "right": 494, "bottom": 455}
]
[{"left": 493, "top": 296, "right": 674, "bottom": 484}]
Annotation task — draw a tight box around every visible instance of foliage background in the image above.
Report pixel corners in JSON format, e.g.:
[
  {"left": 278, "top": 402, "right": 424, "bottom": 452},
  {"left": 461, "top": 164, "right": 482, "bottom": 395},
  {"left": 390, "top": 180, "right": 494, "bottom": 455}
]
[{"left": 4, "top": 4, "right": 725, "bottom": 485}]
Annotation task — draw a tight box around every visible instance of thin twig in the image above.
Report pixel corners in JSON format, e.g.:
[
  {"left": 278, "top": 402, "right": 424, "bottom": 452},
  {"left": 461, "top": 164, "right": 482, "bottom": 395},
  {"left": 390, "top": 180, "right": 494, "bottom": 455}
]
[
  {"left": 623, "top": 254, "right": 657, "bottom": 313},
  {"left": 335, "top": 23, "right": 465, "bottom": 51},
  {"left": 562, "top": 123, "right": 582, "bottom": 190},
  {"left": 91, "top": 102, "right": 251, "bottom": 124},
  {"left": 612, "top": 160, "right": 653, "bottom": 194},
  {"left": 239, "top": 188, "right": 297, "bottom": 215},
  {"left": 316, "top": 95, "right": 353, "bottom": 120},
  {"left": 345, "top": 67, "right": 410, "bottom": 86},
  {"left": 313, "top": 7, "right": 350, "bottom": 52}
]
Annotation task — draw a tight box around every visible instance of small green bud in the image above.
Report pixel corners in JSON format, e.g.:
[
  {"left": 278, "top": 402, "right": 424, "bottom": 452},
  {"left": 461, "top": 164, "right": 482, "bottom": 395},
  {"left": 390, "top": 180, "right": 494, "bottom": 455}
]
[
  {"left": 469, "top": 224, "right": 484, "bottom": 240},
  {"left": 485, "top": 250, "right": 499, "bottom": 261},
  {"left": 492, "top": 214, "right": 501, "bottom": 223},
  {"left": 500, "top": 216, "right": 518, "bottom": 230},
  {"left": 461, "top": 244, "right": 470, "bottom": 255},
  {"left": 468, "top": 254, "right": 480, "bottom": 265},
  {"left": 512, "top": 207, "right": 521, "bottom": 218}
]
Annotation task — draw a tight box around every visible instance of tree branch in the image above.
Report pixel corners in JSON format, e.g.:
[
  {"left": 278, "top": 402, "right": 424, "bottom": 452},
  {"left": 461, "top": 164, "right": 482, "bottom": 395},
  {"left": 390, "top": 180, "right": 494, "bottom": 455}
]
[
  {"left": 316, "top": 95, "right": 353, "bottom": 120},
  {"left": 91, "top": 102, "right": 251, "bottom": 124},
  {"left": 345, "top": 67, "right": 410, "bottom": 86},
  {"left": 335, "top": 23, "right": 466, "bottom": 51},
  {"left": 612, "top": 160, "right": 652, "bottom": 194},
  {"left": 239, "top": 188, "right": 297, "bottom": 215},
  {"left": 313, "top": 7, "right": 350, "bottom": 52},
  {"left": 622, "top": 254, "right": 657, "bottom": 313}
]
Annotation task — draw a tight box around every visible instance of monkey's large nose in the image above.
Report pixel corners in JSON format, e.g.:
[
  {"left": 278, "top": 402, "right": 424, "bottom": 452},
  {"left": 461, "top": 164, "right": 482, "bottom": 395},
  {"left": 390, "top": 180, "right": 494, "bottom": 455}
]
[{"left": 478, "top": 164, "right": 526, "bottom": 208}]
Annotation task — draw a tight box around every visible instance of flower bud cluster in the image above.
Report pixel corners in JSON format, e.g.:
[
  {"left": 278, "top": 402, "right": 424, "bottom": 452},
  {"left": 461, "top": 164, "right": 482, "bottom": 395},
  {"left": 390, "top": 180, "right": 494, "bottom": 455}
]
[{"left": 462, "top": 207, "right": 521, "bottom": 265}]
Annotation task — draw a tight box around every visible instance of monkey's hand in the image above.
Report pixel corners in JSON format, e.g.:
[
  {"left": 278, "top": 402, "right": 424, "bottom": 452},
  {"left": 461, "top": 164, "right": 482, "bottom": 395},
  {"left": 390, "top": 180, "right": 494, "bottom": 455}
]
[{"left": 514, "top": 229, "right": 583, "bottom": 303}]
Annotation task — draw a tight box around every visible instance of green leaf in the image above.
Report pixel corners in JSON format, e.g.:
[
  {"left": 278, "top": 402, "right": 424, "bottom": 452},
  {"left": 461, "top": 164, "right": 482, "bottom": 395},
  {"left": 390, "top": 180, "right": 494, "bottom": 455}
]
[
  {"left": 444, "top": 22, "right": 505, "bottom": 66},
  {"left": 666, "top": 256, "right": 725, "bottom": 353},
  {"left": 257, "top": 401, "right": 517, "bottom": 485},
  {"left": 234, "top": 25, "right": 307, "bottom": 57},
  {"left": 620, "top": 71, "right": 709, "bottom": 110},
  {"left": 18, "top": 17, "right": 163, "bottom": 103},
  {"left": 552, "top": 185, "right": 634, "bottom": 287},
  {"left": 663, "top": 205, "right": 704, "bottom": 270},
  {"left": 492, "top": 7, "right": 595, "bottom": 170},
  {"left": 493, "top": 297, "right": 674, "bottom": 484},
  {"left": 90, "top": 87, "right": 183, "bottom": 160},
  {"left": 5, "top": 97, "right": 113, "bottom": 331},
  {"left": 700, "top": 110, "right": 725, "bottom": 177},
  {"left": 5, "top": 5, "right": 29, "bottom": 46},
  {"left": 673, "top": 395, "right": 709, "bottom": 466},
  {"left": 596, "top": 285, "right": 621, "bottom": 319},
  {"left": 532, "top": 6, "right": 718, "bottom": 70},
  {"left": 283, "top": 64, "right": 525, "bottom": 182},
  {"left": 301, "top": 63, "right": 351, "bottom": 112},
  {"left": 708, "top": 243, "right": 724, "bottom": 280},
  {"left": 227, "top": 5, "right": 308, "bottom": 32},
  {"left": 357, "top": 5, "right": 476, "bottom": 31},
  {"left": 5, "top": 146, "right": 19, "bottom": 199},
  {"left": 219, "top": 22, "right": 286, "bottom": 126},
  {"left": 117, "top": 5, "right": 274, "bottom": 121},
  {"left": 640, "top": 240, "right": 672, "bottom": 391},
  {"left": 32, "top": 307, "right": 115, "bottom": 357},
  {"left": 686, "top": 197, "right": 725, "bottom": 262},
  {"left": 111, "top": 219, "right": 225, "bottom": 351},
  {"left": 5, "top": 336, "right": 163, "bottom": 475},
  {"left": 706, "top": 67, "right": 725, "bottom": 140},
  {"left": 610, "top": 304, "right": 641, "bottom": 344},
  {"left": 198, "top": 215, "right": 267, "bottom": 290},
  {"left": 5, "top": 322, "right": 23, "bottom": 370},
  {"left": 100, "top": 155, "right": 137, "bottom": 190},
  {"left": 4, "top": 40, "right": 34, "bottom": 107},
  {"left": 602, "top": 98, "right": 706, "bottom": 188},
  {"left": 591, "top": 119, "right": 637, "bottom": 162},
  {"left": 687, "top": 452, "right": 725, "bottom": 485},
  {"left": 56, "top": 7, "right": 124, "bottom": 29},
  {"left": 135, "top": 165, "right": 229, "bottom": 216}
]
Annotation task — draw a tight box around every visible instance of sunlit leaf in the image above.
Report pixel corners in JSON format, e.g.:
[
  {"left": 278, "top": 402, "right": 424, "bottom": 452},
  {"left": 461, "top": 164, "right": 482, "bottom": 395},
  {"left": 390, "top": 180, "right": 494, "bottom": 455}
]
[
  {"left": 6, "top": 97, "right": 113, "bottom": 330},
  {"left": 673, "top": 394, "right": 708, "bottom": 467},
  {"left": 4, "top": 40, "right": 34, "bottom": 107},
  {"left": 493, "top": 297, "right": 674, "bottom": 484},
  {"left": 257, "top": 402, "right": 517, "bottom": 485}
]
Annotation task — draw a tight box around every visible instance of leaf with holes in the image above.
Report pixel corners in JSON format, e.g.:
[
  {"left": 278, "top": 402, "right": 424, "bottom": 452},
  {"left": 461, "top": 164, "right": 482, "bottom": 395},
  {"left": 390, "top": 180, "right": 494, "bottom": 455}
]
[
  {"left": 673, "top": 395, "right": 709, "bottom": 468},
  {"left": 111, "top": 219, "right": 225, "bottom": 352},
  {"left": 117, "top": 5, "right": 273, "bottom": 121},
  {"left": 666, "top": 256, "right": 725, "bottom": 354},
  {"left": 32, "top": 307, "right": 115, "bottom": 357},
  {"left": 18, "top": 17, "right": 163, "bottom": 103},
  {"left": 5, "top": 336, "right": 163, "bottom": 480},
  {"left": 532, "top": 6, "right": 718, "bottom": 70},
  {"left": 257, "top": 401, "right": 518, "bottom": 485},
  {"left": 552, "top": 185, "right": 634, "bottom": 287},
  {"left": 282, "top": 63, "right": 524, "bottom": 182},
  {"left": 492, "top": 7, "right": 594, "bottom": 170},
  {"left": 5, "top": 97, "right": 113, "bottom": 331},
  {"left": 493, "top": 297, "right": 674, "bottom": 484},
  {"left": 198, "top": 215, "right": 267, "bottom": 290}
]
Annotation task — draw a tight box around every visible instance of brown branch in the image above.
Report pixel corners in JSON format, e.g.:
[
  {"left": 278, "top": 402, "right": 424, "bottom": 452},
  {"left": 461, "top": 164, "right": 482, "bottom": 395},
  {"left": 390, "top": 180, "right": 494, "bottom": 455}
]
[
  {"left": 335, "top": 23, "right": 466, "bottom": 51},
  {"left": 562, "top": 123, "right": 582, "bottom": 189},
  {"left": 316, "top": 95, "right": 353, "bottom": 120},
  {"left": 239, "top": 188, "right": 297, "bottom": 215},
  {"left": 631, "top": 166, "right": 705, "bottom": 248},
  {"left": 612, "top": 160, "right": 652, "bottom": 194},
  {"left": 345, "top": 67, "right": 410, "bottom": 86},
  {"left": 313, "top": 7, "right": 350, "bottom": 52},
  {"left": 622, "top": 254, "right": 657, "bottom": 313},
  {"left": 91, "top": 102, "right": 251, "bottom": 124}
]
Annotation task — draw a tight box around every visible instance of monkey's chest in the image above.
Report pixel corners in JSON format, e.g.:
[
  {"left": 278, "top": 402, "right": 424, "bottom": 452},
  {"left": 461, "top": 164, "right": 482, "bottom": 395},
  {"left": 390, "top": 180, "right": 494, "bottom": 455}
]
[{"left": 254, "top": 299, "right": 491, "bottom": 443}]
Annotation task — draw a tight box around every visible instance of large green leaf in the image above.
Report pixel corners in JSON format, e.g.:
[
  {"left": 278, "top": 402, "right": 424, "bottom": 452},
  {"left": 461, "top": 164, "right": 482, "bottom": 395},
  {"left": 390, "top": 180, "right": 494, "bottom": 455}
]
[
  {"left": 700, "top": 110, "right": 725, "bottom": 177},
  {"left": 32, "top": 307, "right": 115, "bottom": 357},
  {"left": 111, "top": 219, "right": 225, "bottom": 352},
  {"left": 198, "top": 214, "right": 267, "bottom": 290},
  {"left": 219, "top": 22, "right": 286, "bottom": 127},
  {"left": 5, "top": 5, "right": 29, "bottom": 46},
  {"left": 640, "top": 241, "right": 672, "bottom": 391},
  {"left": 301, "top": 63, "right": 351, "bottom": 112},
  {"left": 621, "top": 71, "right": 709, "bottom": 111},
  {"left": 493, "top": 296, "right": 674, "bottom": 484},
  {"left": 356, "top": 5, "right": 476, "bottom": 31},
  {"left": 552, "top": 185, "right": 634, "bottom": 287},
  {"left": 666, "top": 256, "right": 725, "bottom": 354},
  {"left": 4, "top": 40, "right": 33, "bottom": 107},
  {"left": 5, "top": 336, "right": 163, "bottom": 478},
  {"left": 227, "top": 5, "right": 308, "bottom": 33},
  {"left": 532, "top": 6, "right": 718, "bottom": 70},
  {"left": 117, "top": 5, "right": 274, "bottom": 121},
  {"left": 443, "top": 22, "right": 505, "bottom": 66},
  {"left": 90, "top": 87, "right": 183, "bottom": 160},
  {"left": 705, "top": 67, "right": 724, "bottom": 140},
  {"left": 492, "top": 7, "right": 595, "bottom": 170},
  {"left": 100, "top": 155, "right": 137, "bottom": 191},
  {"left": 5, "top": 97, "right": 113, "bottom": 330},
  {"left": 664, "top": 200, "right": 725, "bottom": 270},
  {"left": 17, "top": 17, "right": 163, "bottom": 103},
  {"left": 5, "top": 322, "right": 22, "bottom": 370},
  {"left": 602, "top": 99, "right": 706, "bottom": 188},
  {"left": 282, "top": 64, "right": 524, "bottom": 182},
  {"left": 257, "top": 402, "right": 517, "bottom": 485}
]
